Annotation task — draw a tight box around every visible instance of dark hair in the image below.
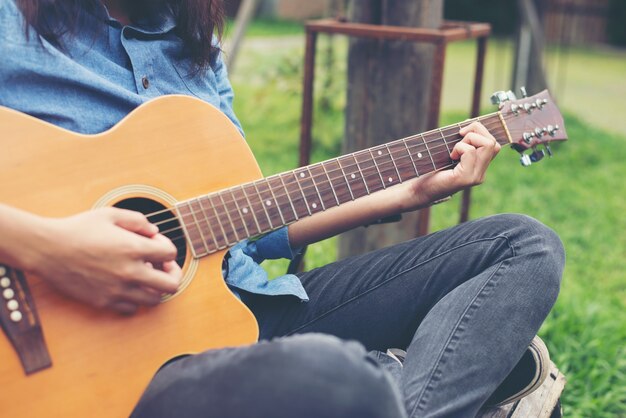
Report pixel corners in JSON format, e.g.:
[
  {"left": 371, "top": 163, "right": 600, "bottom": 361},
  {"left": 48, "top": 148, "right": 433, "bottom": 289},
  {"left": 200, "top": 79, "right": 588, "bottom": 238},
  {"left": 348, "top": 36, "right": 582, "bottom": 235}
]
[{"left": 16, "top": 0, "right": 225, "bottom": 69}]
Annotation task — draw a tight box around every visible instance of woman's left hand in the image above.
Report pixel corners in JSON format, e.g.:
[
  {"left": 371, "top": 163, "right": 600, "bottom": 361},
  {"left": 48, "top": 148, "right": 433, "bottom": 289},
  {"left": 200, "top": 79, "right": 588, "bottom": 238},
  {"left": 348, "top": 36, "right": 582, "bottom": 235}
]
[{"left": 399, "top": 121, "right": 501, "bottom": 211}]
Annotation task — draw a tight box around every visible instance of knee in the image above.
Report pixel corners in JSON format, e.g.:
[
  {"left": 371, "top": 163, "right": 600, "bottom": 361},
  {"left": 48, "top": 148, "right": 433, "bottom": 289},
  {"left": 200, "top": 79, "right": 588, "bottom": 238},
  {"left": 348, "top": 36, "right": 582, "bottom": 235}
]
[
  {"left": 262, "top": 334, "right": 404, "bottom": 418},
  {"left": 496, "top": 214, "right": 565, "bottom": 301}
]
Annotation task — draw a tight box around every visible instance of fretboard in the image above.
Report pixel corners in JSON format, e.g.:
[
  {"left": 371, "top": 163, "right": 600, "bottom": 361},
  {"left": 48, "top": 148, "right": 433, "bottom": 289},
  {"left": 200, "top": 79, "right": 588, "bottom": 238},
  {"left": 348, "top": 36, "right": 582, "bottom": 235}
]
[{"left": 177, "top": 113, "right": 510, "bottom": 257}]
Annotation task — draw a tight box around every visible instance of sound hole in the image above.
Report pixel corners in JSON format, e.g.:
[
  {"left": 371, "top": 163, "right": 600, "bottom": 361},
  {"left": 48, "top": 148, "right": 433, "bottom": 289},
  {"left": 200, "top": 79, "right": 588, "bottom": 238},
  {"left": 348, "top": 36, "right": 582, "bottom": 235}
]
[{"left": 113, "top": 198, "right": 186, "bottom": 268}]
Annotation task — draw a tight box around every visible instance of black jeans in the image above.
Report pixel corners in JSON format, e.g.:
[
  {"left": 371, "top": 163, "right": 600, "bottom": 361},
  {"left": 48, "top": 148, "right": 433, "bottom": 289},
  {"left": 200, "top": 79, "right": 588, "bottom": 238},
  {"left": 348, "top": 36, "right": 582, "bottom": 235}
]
[{"left": 132, "top": 214, "right": 564, "bottom": 418}]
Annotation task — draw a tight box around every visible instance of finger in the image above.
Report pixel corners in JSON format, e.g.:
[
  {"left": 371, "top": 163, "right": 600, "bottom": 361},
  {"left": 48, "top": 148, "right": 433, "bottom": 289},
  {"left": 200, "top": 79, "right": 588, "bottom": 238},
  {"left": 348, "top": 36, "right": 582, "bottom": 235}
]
[
  {"left": 459, "top": 121, "right": 491, "bottom": 138},
  {"left": 462, "top": 132, "right": 498, "bottom": 149},
  {"left": 162, "top": 260, "right": 183, "bottom": 279},
  {"left": 450, "top": 142, "right": 475, "bottom": 160},
  {"left": 132, "top": 264, "right": 180, "bottom": 294},
  {"left": 138, "top": 233, "right": 178, "bottom": 263},
  {"left": 110, "top": 301, "right": 138, "bottom": 315},
  {"left": 110, "top": 208, "right": 158, "bottom": 237},
  {"left": 118, "top": 285, "right": 163, "bottom": 307}
]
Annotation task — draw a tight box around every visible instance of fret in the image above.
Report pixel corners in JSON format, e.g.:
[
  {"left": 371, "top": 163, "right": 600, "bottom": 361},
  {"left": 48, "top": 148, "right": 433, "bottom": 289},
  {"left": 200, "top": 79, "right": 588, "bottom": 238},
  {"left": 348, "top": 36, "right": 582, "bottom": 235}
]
[
  {"left": 294, "top": 168, "right": 323, "bottom": 214},
  {"left": 338, "top": 155, "right": 367, "bottom": 198},
  {"left": 320, "top": 162, "right": 340, "bottom": 206},
  {"left": 384, "top": 144, "right": 403, "bottom": 183},
  {"left": 197, "top": 196, "right": 227, "bottom": 249},
  {"left": 216, "top": 192, "right": 241, "bottom": 242},
  {"left": 256, "top": 179, "right": 286, "bottom": 226},
  {"left": 308, "top": 164, "right": 337, "bottom": 209},
  {"left": 277, "top": 174, "right": 299, "bottom": 221},
  {"left": 176, "top": 201, "right": 206, "bottom": 257},
  {"left": 187, "top": 198, "right": 212, "bottom": 254},
  {"left": 305, "top": 166, "right": 326, "bottom": 211},
  {"left": 403, "top": 140, "right": 420, "bottom": 177},
  {"left": 267, "top": 175, "right": 298, "bottom": 224},
  {"left": 237, "top": 185, "right": 262, "bottom": 235},
  {"left": 438, "top": 127, "right": 452, "bottom": 155},
  {"left": 252, "top": 181, "right": 274, "bottom": 229},
  {"left": 207, "top": 194, "right": 238, "bottom": 245},
  {"left": 250, "top": 182, "right": 275, "bottom": 229},
  {"left": 351, "top": 154, "right": 370, "bottom": 194},
  {"left": 368, "top": 149, "right": 387, "bottom": 189},
  {"left": 194, "top": 197, "right": 219, "bottom": 251},
  {"left": 421, "top": 134, "right": 437, "bottom": 170},
  {"left": 242, "top": 184, "right": 273, "bottom": 232},
  {"left": 291, "top": 171, "right": 312, "bottom": 216},
  {"left": 386, "top": 141, "right": 416, "bottom": 182},
  {"left": 220, "top": 190, "right": 248, "bottom": 240},
  {"left": 281, "top": 172, "right": 310, "bottom": 219},
  {"left": 323, "top": 159, "right": 353, "bottom": 203},
  {"left": 354, "top": 151, "right": 384, "bottom": 193}
]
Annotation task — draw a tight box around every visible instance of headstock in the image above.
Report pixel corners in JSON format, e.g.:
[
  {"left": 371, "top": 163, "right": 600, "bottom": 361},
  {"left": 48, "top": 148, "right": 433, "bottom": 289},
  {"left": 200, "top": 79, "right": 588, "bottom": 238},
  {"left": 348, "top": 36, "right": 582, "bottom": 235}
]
[{"left": 492, "top": 88, "right": 567, "bottom": 166}]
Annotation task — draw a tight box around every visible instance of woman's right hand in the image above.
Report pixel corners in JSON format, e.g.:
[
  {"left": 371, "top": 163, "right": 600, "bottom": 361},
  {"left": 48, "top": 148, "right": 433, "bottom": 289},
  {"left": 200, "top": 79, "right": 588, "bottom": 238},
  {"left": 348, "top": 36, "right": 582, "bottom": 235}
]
[{"left": 25, "top": 207, "right": 182, "bottom": 314}]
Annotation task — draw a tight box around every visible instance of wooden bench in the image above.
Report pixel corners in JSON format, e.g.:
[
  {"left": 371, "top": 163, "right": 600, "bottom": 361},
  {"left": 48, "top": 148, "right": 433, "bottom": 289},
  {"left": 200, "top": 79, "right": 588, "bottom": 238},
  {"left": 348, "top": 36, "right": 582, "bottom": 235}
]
[{"left": 478, "top": 362, "right": 566, "bottom": 418}]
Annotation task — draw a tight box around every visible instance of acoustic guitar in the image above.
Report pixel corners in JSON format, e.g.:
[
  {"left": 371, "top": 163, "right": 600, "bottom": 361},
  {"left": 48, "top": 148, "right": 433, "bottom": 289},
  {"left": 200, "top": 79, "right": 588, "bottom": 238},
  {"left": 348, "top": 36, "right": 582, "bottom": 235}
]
[{"left": 0, "top": 90, "right": 567, "bottom": 416}]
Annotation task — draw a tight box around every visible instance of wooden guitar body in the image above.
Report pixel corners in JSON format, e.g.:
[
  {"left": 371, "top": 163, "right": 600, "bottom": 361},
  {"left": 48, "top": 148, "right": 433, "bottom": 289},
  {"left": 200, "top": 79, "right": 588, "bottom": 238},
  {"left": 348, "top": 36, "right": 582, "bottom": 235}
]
[{"left": 0, "top": 96, "right": 259, "bottom": 417}]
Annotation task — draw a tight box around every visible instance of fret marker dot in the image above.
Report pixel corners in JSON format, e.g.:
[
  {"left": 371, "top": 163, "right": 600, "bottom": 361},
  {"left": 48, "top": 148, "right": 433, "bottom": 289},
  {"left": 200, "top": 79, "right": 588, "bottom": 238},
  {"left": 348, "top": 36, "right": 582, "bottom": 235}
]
[
  {"left": 266, "top": 200, "right": 272, "bottom": 206},
  {"left": 388, "top": 177, "right": 393, "bottom": 183},
  {"left": 377, "top": 150, "right": 382, "bottom": 156},
  {"left": 312, "top": 203, "right": 318, "bottom": 209},
  {"left": 418, "top": 152, "right": 423, "bottom": 158},
  {"left": 300, "top": 172, "right": 305, "bottom": 178},
  {"left": 351, "top": 173, "right": 356, "bottom": 179},
  {"left": 242, "top": 207, "right": 249, "bottom": 214}
]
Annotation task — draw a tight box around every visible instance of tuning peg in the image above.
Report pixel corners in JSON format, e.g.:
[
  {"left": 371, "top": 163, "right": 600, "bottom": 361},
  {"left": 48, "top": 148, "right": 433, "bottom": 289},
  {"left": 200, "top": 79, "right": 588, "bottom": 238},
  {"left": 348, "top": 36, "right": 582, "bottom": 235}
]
[
  {"left": 520, "top": 86, "right": 528, "bottom": 98},
  {"left": 530, "top": 147, "right": 545, "bottom": 163},
  {"left": 490, "top": 90, "right": 517, "bottom": 105},
  {"left": 547, "top": 124, "right": 560, "bottom": 136},
  {"left": 520, "top": 154, "right": 532, "bottom": 167},
  {"left": 544, "top": 144, "right": 553, "bottom": 157}
]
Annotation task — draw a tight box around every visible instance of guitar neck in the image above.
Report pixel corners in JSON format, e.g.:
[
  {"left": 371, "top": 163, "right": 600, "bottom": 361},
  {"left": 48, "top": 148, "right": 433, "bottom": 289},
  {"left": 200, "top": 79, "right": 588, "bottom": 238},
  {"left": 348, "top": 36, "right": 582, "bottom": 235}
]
[{"left": 177, "top": 112, "right": 510, "bottom": 257}]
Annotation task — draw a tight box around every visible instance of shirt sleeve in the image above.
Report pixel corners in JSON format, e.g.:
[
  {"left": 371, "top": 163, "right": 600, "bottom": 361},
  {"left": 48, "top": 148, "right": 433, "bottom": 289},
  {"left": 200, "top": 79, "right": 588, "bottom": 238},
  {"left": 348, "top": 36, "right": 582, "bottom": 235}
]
[{"left": 241, "top": 226, "right": 300, "bottom": 264}]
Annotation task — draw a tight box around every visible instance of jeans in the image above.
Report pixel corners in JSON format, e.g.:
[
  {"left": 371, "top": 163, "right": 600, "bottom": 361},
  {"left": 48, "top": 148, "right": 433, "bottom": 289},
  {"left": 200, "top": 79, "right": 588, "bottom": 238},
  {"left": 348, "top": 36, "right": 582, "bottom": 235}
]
[{"left": 132, "top": 214, "right": 565, "bottom": 418}]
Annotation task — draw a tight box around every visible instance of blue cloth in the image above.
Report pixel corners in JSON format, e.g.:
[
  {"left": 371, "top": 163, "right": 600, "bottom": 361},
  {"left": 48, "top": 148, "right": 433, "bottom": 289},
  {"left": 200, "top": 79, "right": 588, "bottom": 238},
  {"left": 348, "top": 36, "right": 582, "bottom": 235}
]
[{"left": 0, "top": 0, "right": 308, "bottom": 301}]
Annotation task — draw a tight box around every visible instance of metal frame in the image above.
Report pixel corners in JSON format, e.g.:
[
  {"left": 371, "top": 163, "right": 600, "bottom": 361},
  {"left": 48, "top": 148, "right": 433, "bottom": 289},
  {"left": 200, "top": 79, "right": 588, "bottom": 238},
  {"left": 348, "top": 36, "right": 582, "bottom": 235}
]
[{"left": 298, "top": 18, "right": 491, "bottom": 232}]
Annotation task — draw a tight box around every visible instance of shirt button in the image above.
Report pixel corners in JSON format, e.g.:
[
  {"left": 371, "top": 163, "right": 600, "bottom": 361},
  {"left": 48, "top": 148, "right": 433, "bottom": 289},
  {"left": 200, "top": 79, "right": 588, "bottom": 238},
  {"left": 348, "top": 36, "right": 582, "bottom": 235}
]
[{"left": 141, "top": 76, "right": 150, "bottom": 89}]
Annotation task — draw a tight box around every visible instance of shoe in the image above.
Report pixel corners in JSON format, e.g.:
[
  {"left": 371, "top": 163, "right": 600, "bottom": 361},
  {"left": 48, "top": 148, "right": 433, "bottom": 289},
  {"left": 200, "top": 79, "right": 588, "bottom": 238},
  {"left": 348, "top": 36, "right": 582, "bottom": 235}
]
[
  {"left": 485, "top": 336, "right": 551, "bottom": 407},
  {"left": 386, "top": 348, "right": 406, "bottom": 365}
]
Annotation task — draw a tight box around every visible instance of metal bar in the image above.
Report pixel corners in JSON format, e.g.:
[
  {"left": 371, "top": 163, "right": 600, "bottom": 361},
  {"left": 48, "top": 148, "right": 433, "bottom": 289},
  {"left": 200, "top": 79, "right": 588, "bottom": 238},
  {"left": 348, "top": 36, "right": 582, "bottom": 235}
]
[
  {"left": 299, "top": 30, "right": 317, "bottom": 167},
  {"left": 305, "top": 20, "right": 491, "bottom": 43},
  {"left": 460, "top": 35, "right": 489, "bottom": 224},
  {"left": 417, "top": 40, "right": 448, "bottom": 237}
]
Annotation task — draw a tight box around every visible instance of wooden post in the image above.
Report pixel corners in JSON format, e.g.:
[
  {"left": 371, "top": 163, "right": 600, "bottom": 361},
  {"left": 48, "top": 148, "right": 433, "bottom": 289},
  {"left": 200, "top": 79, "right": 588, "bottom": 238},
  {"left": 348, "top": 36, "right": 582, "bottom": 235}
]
[{"left": 339, "top": 0, "right": 444, "bottom": 259}]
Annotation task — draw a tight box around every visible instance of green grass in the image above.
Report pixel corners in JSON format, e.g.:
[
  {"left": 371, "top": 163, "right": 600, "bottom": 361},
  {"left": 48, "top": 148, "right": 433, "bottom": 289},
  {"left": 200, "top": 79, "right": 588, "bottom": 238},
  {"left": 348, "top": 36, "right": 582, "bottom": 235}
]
[
  {"left": 230, "top": 27, "right": 626, "bottom": 417},
  {"left": 226, "top": 18, "right": 304, "bottom": 38}
]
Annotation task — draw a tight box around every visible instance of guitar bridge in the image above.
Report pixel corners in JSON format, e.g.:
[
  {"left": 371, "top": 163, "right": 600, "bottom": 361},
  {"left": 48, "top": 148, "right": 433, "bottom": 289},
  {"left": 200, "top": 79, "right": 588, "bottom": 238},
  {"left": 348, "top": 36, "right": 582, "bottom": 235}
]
[{"left": 0, "top": 264, "right": 51, "bottom": 375}]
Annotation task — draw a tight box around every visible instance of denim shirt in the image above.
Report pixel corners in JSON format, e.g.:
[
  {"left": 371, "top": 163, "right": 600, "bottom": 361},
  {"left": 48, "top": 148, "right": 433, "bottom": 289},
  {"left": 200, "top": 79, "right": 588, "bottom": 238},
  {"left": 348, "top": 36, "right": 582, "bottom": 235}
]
[{"left": 0, "top": 0, "right": 309, "bottom": 301}]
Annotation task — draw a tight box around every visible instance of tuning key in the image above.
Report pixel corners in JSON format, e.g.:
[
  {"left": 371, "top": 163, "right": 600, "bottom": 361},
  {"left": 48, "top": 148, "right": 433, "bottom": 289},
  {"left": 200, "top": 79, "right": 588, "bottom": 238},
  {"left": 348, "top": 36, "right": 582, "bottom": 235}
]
[
  {"left": 520, "top": 154, "right": 532, "bottom": 167},
  {"left": 544, "top": 144, "right": 553, "bottom": 157},
  {"left": 520, "top": 86, "right": 528, "bottom": 98},
  {"left": 547, "top": 125, "right": 560, "bottom": 136},
  {"left": 530, "top": 148, "right": 545, "bottom": 163}
]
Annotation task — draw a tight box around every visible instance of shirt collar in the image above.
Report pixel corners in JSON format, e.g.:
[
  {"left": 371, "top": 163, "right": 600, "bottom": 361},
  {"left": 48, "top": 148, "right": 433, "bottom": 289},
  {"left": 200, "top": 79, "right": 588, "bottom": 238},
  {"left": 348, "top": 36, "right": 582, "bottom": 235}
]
[{"left": 91, "top": 1, "right": 177, "bottom": 35}]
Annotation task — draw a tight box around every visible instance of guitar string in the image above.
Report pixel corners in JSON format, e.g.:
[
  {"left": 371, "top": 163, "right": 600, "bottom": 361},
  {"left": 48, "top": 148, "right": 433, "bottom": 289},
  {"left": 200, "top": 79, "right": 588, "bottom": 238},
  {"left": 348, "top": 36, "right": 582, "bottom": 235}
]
[
  {"left": 157, "top": 131, "right": 502, "bottom": 246},
  {"left": 167, "top": 158, "right": 463, "bottom": 250},
  {"left": 149, "top": 118, "right": 505, "bottom": 232},
  {"left": 143, "top": 116, "right": 503, "bottom": 223},
  {"left": 152, "top": 124, "right": 506, "bottom": 244}
]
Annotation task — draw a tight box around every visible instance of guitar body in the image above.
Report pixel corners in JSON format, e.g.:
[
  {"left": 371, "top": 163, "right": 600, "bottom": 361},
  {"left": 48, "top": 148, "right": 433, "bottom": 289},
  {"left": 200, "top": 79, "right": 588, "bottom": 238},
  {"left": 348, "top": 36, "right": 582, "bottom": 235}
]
[{"left": 0, "top": 96, "right": 259, "bottom": 417}]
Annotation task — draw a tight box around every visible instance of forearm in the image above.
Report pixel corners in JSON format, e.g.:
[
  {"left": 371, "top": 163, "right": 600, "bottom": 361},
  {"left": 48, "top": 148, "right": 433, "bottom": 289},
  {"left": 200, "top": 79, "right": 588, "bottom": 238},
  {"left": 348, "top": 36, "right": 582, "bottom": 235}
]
[
  {"left": 0, "top": 203, "right": 49, "bottom": 271},
  {"left": 287, "top": 181, "right": 427, "bottom": 248}
]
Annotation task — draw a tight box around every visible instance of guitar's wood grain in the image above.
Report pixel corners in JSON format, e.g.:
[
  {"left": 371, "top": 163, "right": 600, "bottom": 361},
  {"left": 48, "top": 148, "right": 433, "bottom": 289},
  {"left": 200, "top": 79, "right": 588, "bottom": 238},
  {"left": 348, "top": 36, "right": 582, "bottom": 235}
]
[{"left": 0, "top": 96, "right": 259, "bottom": 417}]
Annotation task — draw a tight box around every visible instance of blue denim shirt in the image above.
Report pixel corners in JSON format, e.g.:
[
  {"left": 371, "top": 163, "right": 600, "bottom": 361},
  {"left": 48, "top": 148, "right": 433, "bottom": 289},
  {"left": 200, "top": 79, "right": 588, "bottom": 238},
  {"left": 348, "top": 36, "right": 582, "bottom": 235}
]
[{"left": 0, "top": 0, "right": 308, "bottom": 301}]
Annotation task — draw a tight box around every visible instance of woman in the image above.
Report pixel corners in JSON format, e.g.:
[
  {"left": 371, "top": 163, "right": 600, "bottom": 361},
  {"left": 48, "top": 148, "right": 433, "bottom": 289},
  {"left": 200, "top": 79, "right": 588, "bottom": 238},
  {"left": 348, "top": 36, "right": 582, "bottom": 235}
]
[{"left": 0, "top": 0, "right": 565, "bottom": 416}]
